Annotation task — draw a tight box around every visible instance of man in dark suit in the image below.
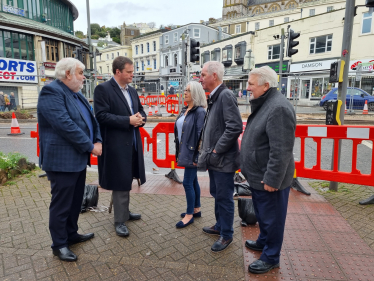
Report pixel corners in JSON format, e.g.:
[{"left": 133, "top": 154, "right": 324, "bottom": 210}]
[
  {"left": 94, "top": 57, "right": 146, "bottom": 237},
  {"left": 37, "top": 58, "right": 102, "bottom": 262}
]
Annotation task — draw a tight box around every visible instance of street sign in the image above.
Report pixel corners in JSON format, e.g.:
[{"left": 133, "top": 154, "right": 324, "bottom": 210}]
[{"left": 40, "top": 65, "right": 45, "bottom": 78}]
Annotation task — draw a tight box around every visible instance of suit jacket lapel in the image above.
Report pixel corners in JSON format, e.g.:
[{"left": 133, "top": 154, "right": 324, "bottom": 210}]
[
  {"left": 58, "top": 81, "right": 90, "bottom": 129},
  {"left": 110, "top": 78, "right": 132, "bottom": 115},
  {"left": 211, "top": 83, "right": 227, "bottom": 103}
]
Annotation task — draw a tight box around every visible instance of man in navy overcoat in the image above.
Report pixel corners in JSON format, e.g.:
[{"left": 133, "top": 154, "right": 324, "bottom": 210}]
[{"left": 38, "top": 58, "right": 102, "bottom": 262}]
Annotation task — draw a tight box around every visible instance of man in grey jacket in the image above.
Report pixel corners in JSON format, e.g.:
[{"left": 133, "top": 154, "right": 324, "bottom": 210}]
[
  {"left": 240, "top": 66, "right": 296, "bottom": 274},
  {"left": 198, "top": 61, "right": 242, "bottom": 252},
  {"left": 0, "top": 92, "right": 5, "bottom": 112}
]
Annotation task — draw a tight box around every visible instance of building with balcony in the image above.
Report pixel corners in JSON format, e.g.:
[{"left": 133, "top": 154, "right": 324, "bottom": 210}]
[{"left": 0, "top": 0, "right": 88, "bottom": 108}]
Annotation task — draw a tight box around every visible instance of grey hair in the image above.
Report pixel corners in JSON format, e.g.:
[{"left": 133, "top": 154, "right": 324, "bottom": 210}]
[
  {"left": 248, "top": 66, "right": 278, "bottom": 87},
  {"left": 203, "top": 61, "right": 224, "bottom": 82},
  {"left": 55, "top": 58, "right": 85, "bottom": 80},
  {"left": 187, "top": 81, "right": 207, "bottom": 108}
]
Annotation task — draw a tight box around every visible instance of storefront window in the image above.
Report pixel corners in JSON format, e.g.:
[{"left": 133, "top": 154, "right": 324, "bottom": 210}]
[
  {"left": 289, "top": 78, "right": 299, "bottom": 98},
  {"left": 0, "top": 32, "right": 4, "bottom": 57},
  {"left": 20, "top": 34, "right": 27, "bottom": 60},
  {"left": 311, "top": 77, "right": 323, "bottom": 98},
  {"left": 323, "top": 78, "right": 334, "bottom": 95},
  {"left": 301, "top": 79, "right": 310, "bottom": 99},
  {"left": 12, "top": 33, "right": 20, "bottom": 59},
  {"left": 4, "top": 31, "right": 12, "bottom": 58}
]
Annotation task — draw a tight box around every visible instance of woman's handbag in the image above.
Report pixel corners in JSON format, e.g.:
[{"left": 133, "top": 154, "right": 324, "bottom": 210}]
[
  {"left": 238, "top": 198, "right": 257, "bottom": 226},
  {"left": 80, "top": 184, "right": 99, "bottom": 213}
]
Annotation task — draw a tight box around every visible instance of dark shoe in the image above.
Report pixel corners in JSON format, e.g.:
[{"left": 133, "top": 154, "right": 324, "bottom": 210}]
[
  {"left": 128, "top": 212, "right": 141, "bottom": 221},
  {"left": 202, "top": 226, "right": 220, "bottom": 235},
  {"left": 115, "top": 222, "right": 129, "bottom": 237},
  {"left": 245, "top": 240, "right": 264, "bottom": 251},
  {"left": 211, "top": 236, "right": 233, "bottom": 252},
  {"left": 68, "top": 233, "right": 94, "bottom": 246},
  {"left": 176, "top": 217, "right": 194, "bottom": 228},
  {"left": 52, "top": 247, "right": 77, "bottom": 262},
  {"left": 248, "top": 259, "right": 280, "bottom": 274},
  {"left": 180, "top": 211, "right": 201, "bottom": 218}
]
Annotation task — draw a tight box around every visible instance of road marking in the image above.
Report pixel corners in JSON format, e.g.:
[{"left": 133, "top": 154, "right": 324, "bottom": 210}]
[
  {"left": 362, "top": 140, "right": 373, "bottom": 149},
  {"left": 0, "top": 137, "right": 32, "bottom": 140}
]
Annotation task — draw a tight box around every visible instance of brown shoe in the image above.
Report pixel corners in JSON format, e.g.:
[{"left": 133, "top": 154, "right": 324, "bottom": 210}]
[
  {"left": 211, "top": 236, "right": 233, "bottom": 252},
  {"left": 202, "top": 226, "right": 220, "bottom": 235}
]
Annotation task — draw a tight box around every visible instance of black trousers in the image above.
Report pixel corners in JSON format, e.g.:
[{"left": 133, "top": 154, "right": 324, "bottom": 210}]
[
  {"left": 46, "top": 169, "right": 86, "bottom": 250},
  {"left": 113, "top": 146, "right": 138, "bottom": 223}
]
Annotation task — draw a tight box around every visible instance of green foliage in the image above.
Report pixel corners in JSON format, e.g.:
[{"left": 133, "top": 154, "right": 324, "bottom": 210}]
[
  {"left": 110, "top": 27, "right": 121, "bottom": 39},
  {"left": 112, "top": 37, "right": 120, "bottom": 44},
  {"left": 75, "top": 31, "right": 86, "bottom": 39},
  {"left": 4, "top": 181, "right": 16, "bottom": 186},
  {"left": 97, "top": 41, "right": 106, "bottom": 47},
  {"left": 22, "top": 169, "right": 30, "bottom": 174},
  {"left": 91, "top": 35, "right": 99, "bottom": 40},
  {"left": 97, "top": 31, "right": 107, "bottom": 38},
  {"left": 90, "top": 23, "right": 101, "bottom": 34},
  {"left": 0, "top": 152, "right": 26, "bottom": 170}
]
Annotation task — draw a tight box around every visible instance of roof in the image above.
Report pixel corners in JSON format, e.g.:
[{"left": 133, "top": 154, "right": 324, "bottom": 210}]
[
  {"left": 0, "top": 12, "right": 87, "bottom": 46},
  {"left": 247, "top": 0, "right": 280, "bottom": 5},
  {"left": 60, "top": 0, "right": 79, "bottom": 20},
  {"left": 131, "top": 29, "right": 169, "bottom": 40}
]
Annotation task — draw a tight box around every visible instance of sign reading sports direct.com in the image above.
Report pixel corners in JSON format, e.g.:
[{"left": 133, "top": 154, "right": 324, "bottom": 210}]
[{"left": 0, "top": 58, "right": 37, "bottom": 84}]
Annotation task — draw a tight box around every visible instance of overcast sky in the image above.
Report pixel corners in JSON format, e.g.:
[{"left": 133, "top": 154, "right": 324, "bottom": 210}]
[{"left": 71, "top": 0, "right": 223, "bottom": 33}]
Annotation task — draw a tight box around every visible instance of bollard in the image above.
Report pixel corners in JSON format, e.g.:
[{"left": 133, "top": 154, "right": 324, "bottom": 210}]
[{"left": 165, "top": 161, "right": 182, "bottom": 184}]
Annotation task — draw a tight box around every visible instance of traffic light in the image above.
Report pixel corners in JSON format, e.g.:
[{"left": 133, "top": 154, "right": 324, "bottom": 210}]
[
  {"left": 329, "top": 60, "right": 344, "bottom": 83},
  {"left": 366, "top": 0, "right": 374, "bottom": 7},
  {"left": 190, "top": 39, "right": 200, "bottom": 63},
  {"left": 73, "top": 47, "right": 83, "bottom": 62},
  {"left": 286, "top": 29, "right": 300, "bottom": 57}
]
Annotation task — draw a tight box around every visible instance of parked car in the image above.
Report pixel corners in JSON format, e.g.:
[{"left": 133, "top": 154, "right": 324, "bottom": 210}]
[{"left": 320, "top": 87, "right": 374, "bottom": 111}]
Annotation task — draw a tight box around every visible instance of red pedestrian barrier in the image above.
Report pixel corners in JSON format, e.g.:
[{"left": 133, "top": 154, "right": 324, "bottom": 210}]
[
  {"left": 31, "top": 123, "right": 374, "bottom": 189},
  {"left": 139, "top": 96, "right": 146, "bottom": 106},
  {"left": 166, "top": 95, "right": 178, "bottom": 102},
  {"left": 166, "top": 100, "right": 179, "bottom": 115},
  {"left": 294, "top": 125, "right": 374, "bottom": 186},
  {"left": 146, "top": 95, "right": 158, "bottom": 106},
  {"left": 158, "top": 96, "right": 166, "bottom": 106}
]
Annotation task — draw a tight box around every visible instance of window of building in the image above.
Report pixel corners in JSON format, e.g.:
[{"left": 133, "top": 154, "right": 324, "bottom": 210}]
[
  {"left": 269, "top": 20, "right": 274, "bottom": 27},
  {"left": 44, "top": 38, "right": 59, "bottom": 62},
  {"left": 117, "top": 52, "right": 119, "bottom": 57},
  {"left": 64, "top": 44, "right": 75, "bottom": 58},
  {"left": 174, "top": 53, "right": 178, "bottom": 66},
  {"left": 107, "top": 54, "right": 109, "bottom": 59},
  {"left": 284, "top": 17, "right": 289, "bottom": 23},
  {"left": 268, "top": 44, "right": 283, "bottom": 60},
  {"left": 174, "top": 33, "right": 178, "bottom": 42},
  {"left": 362, "top": 12, "right": 373, "bottom": 34},
  {"left": 286, "top": 2, "right": 296, "bottom": 9},
  {"left": 235, "top": 25, "right": 241, "bottom": 34},
  {"left": 270, "top": 4, "right": 280, "bottom": 12},
  {"left": 153, "top": 41, "right": 156, "bottom": 51},
  {"left": 111, "top": 53, "right": 114, "bottom": 59},
  {"left": 141, "top": 61, "right": 144, "bottom": 71},
  {"left": 107, "top": 66, "right": 109, "bottom": 73},
  {"left": 310, "top": 35, "right": 332, "bottom": 54},
  {"left": 136, "top": 62, "right": 139, "bottom": 71},
  {"left": 141, "top": 44, "right": 143, "bottom": 54},
  {"left": 99, "top": 66, "right": 102, "bottom": 73},
  {"left": 194, "top": 28, "right": 200, "bottom": 38},
  {"left": 309, "top": 9, "right": 315, "bottom": 16},
  {"left": 131, "top": 30, "right": 134, "bottom": 35},
  {"left": 222, "top": 27, "right": 228, "bottom": 33},
  {"left": 135, "top": 45, "right": 138, "bottom": 55},
  {"left": 327, "top": 6, "right": 334, "bottom": 12},
  {"left": 165, "top": 55, "right": 168, "bottom": 66},
  {"left": 147, "top": 59, "right": 150, "bottom": 66},
  {"left": 165, "top": 35, "right": 169, "bottom": 44},
  {"left": 147, "top": 42, "right": 150, "bottom": 52},
  {"left": 153, "top": 59, "right": 157, "bottom": 69},
  {"left": 255, "top": 22, "right": 260, "bottom": 30}
]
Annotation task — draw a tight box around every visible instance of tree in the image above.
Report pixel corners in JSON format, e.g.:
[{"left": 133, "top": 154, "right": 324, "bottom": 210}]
[
  {"left": 110, "top": 27, "right": 121, "bottom": 39},
  {"left": 97, "top": 31, "right": 107, "bottom": 38},
  {"left": 97, "top": 41, "right": 106, "bottom": 47},
  {"left": 91, "top": 34, "right": 99, "bottom": 39},
  {"left": 75, "top": 30, "right": 85, "bottom": 39},
  {"left": 90, "top": 23, "right": 101, "bottom": 35},
  {"left": 148, "top": 22, "right": 156, "bottom": 28},
  {"left": 112, "top": 37, "right": 120, "bottom": 44}
]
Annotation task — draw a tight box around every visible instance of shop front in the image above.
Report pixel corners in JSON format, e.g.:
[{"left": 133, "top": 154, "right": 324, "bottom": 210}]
[
  {"left": 255, "top": 60, "right": 289, "bottom": 95},
  {"left": 288, "top": 59, "right": 338, "bottom": 106}
]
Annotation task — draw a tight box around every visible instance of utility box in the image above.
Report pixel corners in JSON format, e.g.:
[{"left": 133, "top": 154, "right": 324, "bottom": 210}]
[{"left": 326, "top": 100, "right": 342, "bottom": 125}]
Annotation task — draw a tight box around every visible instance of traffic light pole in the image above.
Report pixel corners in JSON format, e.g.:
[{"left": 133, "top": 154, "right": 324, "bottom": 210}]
[
  {"left": 180, "top": 36, "right": 186, "bottom": 112},
  {"left": 86, "top": 0, "right": 95, "bottom": 99},
  {"left": 278, "top": 28, "right": 285, "bottom": 91},
  {"left": 329, "top": 0, "right": 355, "bottom": 191}
]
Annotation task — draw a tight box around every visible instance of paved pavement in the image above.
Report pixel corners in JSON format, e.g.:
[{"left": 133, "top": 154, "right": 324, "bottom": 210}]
[{"left": 1, "top": 171, "right": 374, "bottom": 281}]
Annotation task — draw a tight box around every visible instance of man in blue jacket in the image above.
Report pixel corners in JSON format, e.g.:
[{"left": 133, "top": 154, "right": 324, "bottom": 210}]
[{"left": 37, "top": 58, "right": 102, "bottom": 262}]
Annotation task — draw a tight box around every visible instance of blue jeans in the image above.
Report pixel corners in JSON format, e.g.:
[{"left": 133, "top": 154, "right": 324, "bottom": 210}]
[
  {"left": 208, "top": 170, "right": 235, "bottom": 240},
  {"left": 183, "top": 167, "right": 201, "bottom": 214},
  {"left": 251, "top": 186, "right": 290, "bottom": 265},
  {"left": 0, "top": 105, "right": 4, "bottom": 112}
]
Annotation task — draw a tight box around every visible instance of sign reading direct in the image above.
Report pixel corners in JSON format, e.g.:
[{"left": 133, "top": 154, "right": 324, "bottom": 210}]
[{"left": 0, "top": 58, "right": 37, "bottom": 83}]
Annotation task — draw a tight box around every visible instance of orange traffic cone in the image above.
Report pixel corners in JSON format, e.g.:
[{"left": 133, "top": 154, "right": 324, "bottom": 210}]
[
  {"left": 363, "top": 100, "right": 369, "bottom": 115},
  {"left": 148, "top": 105, "right": 153, "bottom": 116},
  {"left": 345, "top": 101, "right": 347, "bottom": 114},
  {"left": 8, "top": 112, "right": 25, "bottom": 135},
  {"left": 154, "top": 104, "right": 161, "bottom": 116}
]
